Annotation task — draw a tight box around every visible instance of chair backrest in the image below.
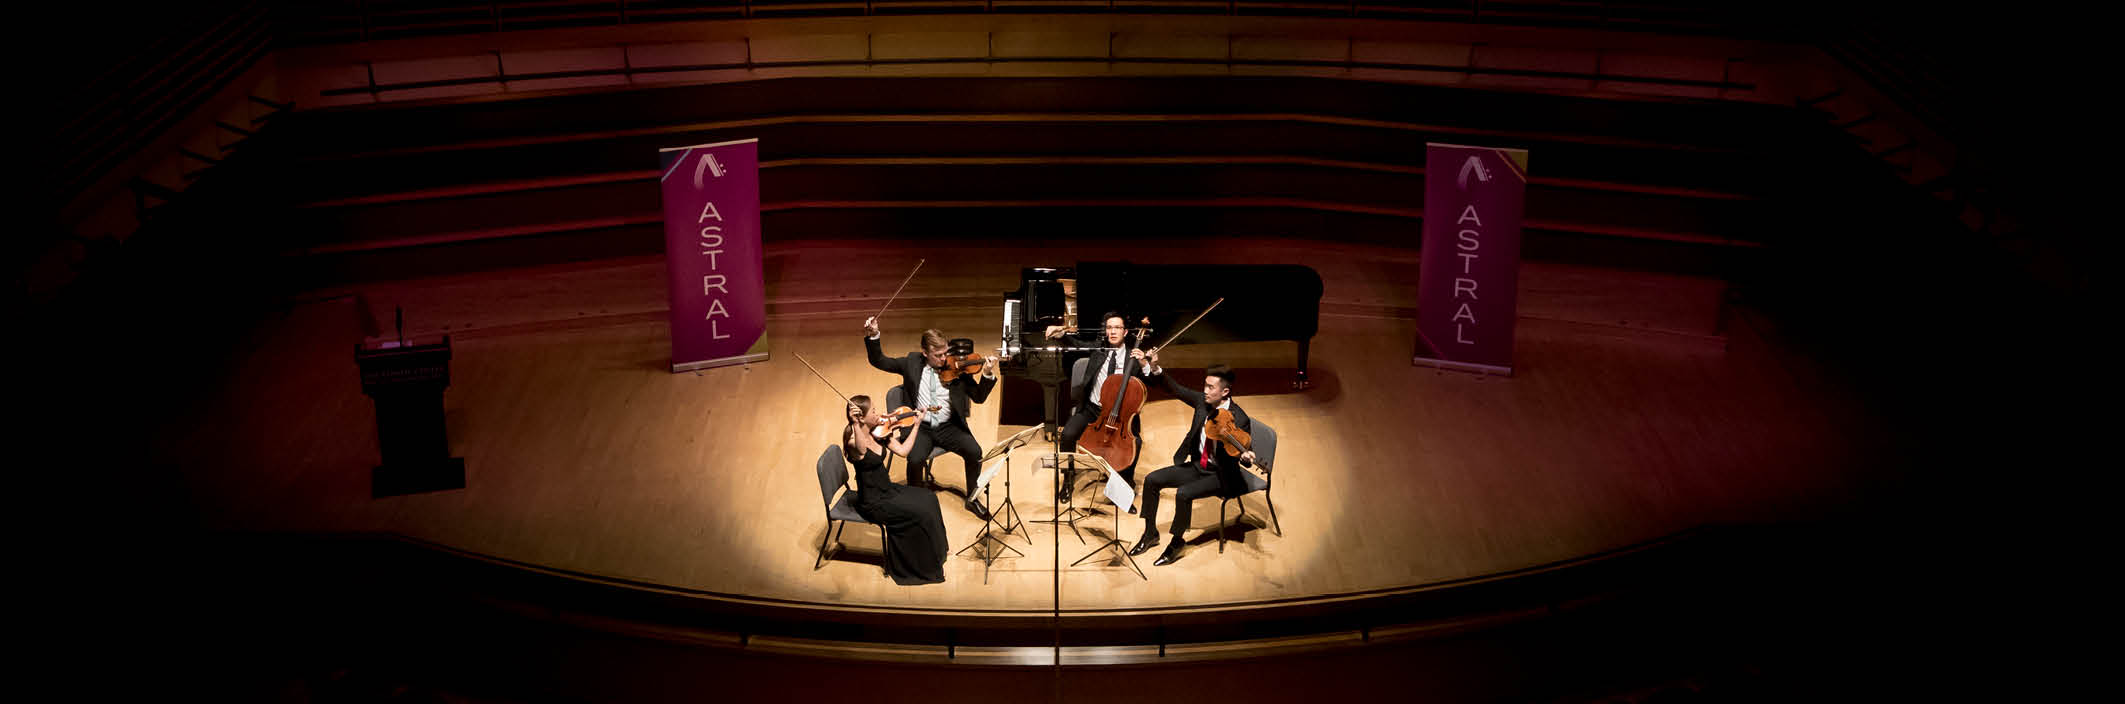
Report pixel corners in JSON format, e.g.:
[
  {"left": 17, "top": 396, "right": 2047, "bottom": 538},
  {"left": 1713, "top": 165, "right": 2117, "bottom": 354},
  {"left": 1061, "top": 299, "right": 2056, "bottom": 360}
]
[
  {"left": 815, "top": 444, "right": 849, "bottom": 508},
  {"left": 1069, "top": 357, "right": 1091, "bottom": 412},
  {"left": 1250, "top": 420, "right": 1278, "bottom": 474}
]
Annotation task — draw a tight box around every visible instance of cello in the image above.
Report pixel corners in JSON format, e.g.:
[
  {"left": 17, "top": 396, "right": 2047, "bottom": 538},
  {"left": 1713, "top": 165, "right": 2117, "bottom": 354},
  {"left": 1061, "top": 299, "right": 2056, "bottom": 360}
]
[
  {"left": 1073, "top": 297, "right": 1228, "bottom": 475},
  {"left": 1073, "top": 318, "right": 1152, "bottom": 475}
]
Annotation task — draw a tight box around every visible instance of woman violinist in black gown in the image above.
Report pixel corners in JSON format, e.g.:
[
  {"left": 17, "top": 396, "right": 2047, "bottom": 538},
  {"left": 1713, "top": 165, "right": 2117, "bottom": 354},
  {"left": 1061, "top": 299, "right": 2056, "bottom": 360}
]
[{"left": 845, "top": 395, "right": 950, "bottom": 585}]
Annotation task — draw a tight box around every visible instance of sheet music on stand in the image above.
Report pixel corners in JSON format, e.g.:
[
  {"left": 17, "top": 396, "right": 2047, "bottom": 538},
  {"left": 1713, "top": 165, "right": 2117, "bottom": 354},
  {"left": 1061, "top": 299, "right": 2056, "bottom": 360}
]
[
  {"left": 976, "top": 459, "right": 1004, "bottom": 494},
  {"left": 1048, "top": 452, "right": 1132, "bottom": 513},
  {"left": 1049, "top": 453, "right": 1113, "bottom": 486},
  {"left": 1102, "top": 462, "right": 1135, "bottom": 513},
  {"left": 975, "top": 424, "right": 1043, "bottom": 493}
]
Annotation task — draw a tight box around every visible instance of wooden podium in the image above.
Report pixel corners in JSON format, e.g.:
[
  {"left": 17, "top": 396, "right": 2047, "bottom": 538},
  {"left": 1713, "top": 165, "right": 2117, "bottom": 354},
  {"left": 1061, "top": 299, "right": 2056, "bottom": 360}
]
[{"left": 357, "top": 337, "right": 465, "bottom": 497}]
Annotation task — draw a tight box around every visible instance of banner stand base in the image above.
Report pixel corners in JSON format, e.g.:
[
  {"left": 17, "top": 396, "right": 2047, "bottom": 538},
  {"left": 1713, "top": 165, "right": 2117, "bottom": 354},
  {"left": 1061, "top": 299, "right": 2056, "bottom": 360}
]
[
  {"left": 673, "top": 352, "right": 770, "bottom": 373},
  {"left": 1413, "top": 355, "right": 1513, "bottom": 377}
]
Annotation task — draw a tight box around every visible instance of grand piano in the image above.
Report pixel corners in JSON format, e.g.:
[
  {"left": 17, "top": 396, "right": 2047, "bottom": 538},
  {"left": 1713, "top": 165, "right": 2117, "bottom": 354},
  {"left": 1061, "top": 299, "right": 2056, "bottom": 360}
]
[{"left": 1000, "top": 261, "right": 1324, "bottom": 429}]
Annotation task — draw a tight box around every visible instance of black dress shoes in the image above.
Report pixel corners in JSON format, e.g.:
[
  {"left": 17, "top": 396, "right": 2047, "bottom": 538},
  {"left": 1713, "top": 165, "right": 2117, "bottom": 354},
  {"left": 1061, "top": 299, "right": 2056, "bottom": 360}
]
[
  {"left": 1152, "top": 543, "right": 1183, "bottom": 567},
  {"left": 965, "top": 499, "right": 991, "bottom": 522},
  {"left": 1127, "top": 534, "right": 1160, "bottom": 556}
]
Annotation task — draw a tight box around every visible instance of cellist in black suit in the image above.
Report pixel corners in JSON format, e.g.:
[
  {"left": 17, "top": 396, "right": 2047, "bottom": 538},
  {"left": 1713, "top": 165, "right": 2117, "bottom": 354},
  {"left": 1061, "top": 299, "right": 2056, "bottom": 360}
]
[
  {"left": 1129, "top": 350, "right": 1257, "bottom": 566},
  {"left": 1046, "top": 311, "right": 1157, "bottom": 487},
  {"left": 864, "top": 315, "right": 999, "bottom": 520}
]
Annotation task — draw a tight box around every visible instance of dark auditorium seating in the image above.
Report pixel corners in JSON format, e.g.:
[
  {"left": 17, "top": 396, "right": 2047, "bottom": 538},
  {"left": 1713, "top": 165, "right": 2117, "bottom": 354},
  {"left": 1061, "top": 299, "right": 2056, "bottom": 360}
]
[{"left": 267, "top": 75, "right": 1801, "bottom": 286}]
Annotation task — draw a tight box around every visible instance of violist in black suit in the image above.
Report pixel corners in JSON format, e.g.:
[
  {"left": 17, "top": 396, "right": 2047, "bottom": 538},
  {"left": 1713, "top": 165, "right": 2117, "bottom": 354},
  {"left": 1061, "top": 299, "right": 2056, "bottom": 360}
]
[
  {"left": 864, "top": 315, "right": 999, "bottom": 520},
  {"left": 1129, "top": 350, "right": 1258, "bottom": 566},
  {"left": 1046, "top": 311, "right": 1157, "bottom": 488}
]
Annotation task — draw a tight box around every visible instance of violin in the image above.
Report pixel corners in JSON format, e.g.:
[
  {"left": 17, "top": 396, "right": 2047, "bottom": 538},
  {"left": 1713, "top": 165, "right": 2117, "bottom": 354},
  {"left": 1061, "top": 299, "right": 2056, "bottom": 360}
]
[
  {"left": 935, "top": 352, "right": 991, "bottom": 383},
  {"left": 1204, "top": 408, "right": 1254, "bottom": 462},
  {"left": 870, "top": 406, "right": 928, "bottom": 438}
]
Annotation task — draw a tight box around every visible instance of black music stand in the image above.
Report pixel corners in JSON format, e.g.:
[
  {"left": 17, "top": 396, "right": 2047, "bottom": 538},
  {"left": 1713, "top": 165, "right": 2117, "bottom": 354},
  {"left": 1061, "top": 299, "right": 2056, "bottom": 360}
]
[
  {"left": 956, "top": 426, "right": 1040, "bottom": 583},
  {"left": 1033, "top": 450, "right": 1099, "bottom": 545},
  {"left": 990, "top": 425, "right": 1042, "bottom": 542},
  {"left": 1066, "top": 453, "right": 1145, "bottom": 580}
]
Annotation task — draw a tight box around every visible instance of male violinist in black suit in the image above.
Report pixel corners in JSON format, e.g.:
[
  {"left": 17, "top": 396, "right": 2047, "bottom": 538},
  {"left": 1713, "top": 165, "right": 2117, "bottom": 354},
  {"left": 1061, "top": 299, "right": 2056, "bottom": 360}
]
[
  {"left": 865, "top": 315, "right": 999, "bottom": 520},
  {"left": 1046, "top": 311, "right": 1157, "bottom": 487},
  {"left": 1129, "top": 350, "right": 1257, "bottom": 566}
]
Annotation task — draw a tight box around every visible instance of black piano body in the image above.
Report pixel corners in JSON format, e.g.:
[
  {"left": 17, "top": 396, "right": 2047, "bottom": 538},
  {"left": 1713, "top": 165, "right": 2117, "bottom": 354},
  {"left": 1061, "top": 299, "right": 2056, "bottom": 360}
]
[{"left": 1000, "top": 261, "right": 1323, "bottom": 428}]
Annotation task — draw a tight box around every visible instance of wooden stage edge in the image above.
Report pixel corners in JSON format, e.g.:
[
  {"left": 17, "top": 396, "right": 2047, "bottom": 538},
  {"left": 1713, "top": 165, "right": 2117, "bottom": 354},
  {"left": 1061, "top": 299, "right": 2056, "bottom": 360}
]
[
  {"left": 394, "top": 525, "right": 1703, "bottom": 617},
  {"left": 239, "top": 522, "right": 1802, "bottom": 660}
]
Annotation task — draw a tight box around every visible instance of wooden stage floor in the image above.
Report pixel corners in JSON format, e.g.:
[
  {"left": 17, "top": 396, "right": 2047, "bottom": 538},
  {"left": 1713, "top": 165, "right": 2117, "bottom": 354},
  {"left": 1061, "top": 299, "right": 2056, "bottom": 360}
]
[{"left": 155, "top": 237, "right": 1879, "bottom": 616}]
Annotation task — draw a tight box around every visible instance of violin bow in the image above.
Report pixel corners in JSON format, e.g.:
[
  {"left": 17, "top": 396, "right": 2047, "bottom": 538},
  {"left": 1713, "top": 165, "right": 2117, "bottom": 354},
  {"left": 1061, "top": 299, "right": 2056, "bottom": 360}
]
[
  {"left": 792, "top": 352, "right": 856, "bottom": 409},
  {"left": 1147, "top": 297, "right": 1225, "bottom": 355},
  {"left": 873, "top": 258, "right": 926, "bottom": 322}
]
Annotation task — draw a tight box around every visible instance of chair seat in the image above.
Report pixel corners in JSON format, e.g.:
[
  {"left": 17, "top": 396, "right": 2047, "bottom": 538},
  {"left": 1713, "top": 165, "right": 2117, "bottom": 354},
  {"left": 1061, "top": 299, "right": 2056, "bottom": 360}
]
[
  {"left": 829, "top": 494, "right": 868, "bottom": 524},
  {"left": 1221, "top": 470, "right": 1268, "bottom": 498}
]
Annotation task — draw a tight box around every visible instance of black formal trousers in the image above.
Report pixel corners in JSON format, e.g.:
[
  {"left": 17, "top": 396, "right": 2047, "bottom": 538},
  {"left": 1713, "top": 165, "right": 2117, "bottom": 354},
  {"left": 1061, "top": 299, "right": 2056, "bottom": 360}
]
[
  {"left": 1138, "top": 463, "right": 1224, "bottom": 540},
  {"left": 905, "top": 420, "right": 984, "bottom": 492},
  {"left": 1136, "top": 370, "right": 1250, "bottom": 540}
]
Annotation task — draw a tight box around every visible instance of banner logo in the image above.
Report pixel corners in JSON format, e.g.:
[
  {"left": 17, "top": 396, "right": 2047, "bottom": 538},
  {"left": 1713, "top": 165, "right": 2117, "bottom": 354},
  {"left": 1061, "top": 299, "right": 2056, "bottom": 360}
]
[
  {"left": 693, "top": 153, "right": 726, "bottom": 188},
  {"left": 1457, "top": 155, "right": 1492, "bottom": 190}
]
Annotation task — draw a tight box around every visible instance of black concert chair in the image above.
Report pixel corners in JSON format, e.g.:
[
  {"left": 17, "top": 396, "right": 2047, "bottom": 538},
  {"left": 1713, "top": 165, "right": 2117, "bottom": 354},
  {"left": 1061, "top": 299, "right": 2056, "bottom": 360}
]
[
  {"left": 882, "top": 386, "right": 949, "bottom": 485},
  {"left": 1069, "top": 358, "right": 1092, "bottom": 413},
  {"left": 814, "top": 444, "right": 888, "bottom": 574},
  {"left": 1215, "top": 420, "right": 1281, "bottom": 553}
]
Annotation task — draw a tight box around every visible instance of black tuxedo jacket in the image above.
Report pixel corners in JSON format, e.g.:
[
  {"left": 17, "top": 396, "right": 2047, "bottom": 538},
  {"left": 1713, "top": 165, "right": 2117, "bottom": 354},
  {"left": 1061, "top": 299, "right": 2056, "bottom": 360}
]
[
  {"left": 865, "top": 335, "right": 997, "bottom": 431},
  {"left": 1067, "top": 337, "right": 1141, "bottom": 409},
  {"left": 1158, "top": 371, "right": 1252, "bottom": 491}
]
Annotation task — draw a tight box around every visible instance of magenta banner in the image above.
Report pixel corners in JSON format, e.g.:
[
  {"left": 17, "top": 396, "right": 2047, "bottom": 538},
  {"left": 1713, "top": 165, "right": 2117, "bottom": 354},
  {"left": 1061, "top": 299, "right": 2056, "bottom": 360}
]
[
  {"left": 1414, "top": 143, "right": 1528, "bottom": 375},
  {"left": 660, "top": 138, "right": 768, "bottom": 372}
]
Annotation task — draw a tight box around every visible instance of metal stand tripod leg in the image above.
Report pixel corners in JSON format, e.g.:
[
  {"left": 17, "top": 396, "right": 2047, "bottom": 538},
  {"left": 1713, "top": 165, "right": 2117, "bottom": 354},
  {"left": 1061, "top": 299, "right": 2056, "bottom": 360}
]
[
  {"left": 955, "top": 481, "right": 1024, "bottom": 584},
  {"left": 1069, "top": 499, "right": 1145, "bottom": 580},
  {"left": 991, "top": 456, "right": 1029, "bottom": 544}
]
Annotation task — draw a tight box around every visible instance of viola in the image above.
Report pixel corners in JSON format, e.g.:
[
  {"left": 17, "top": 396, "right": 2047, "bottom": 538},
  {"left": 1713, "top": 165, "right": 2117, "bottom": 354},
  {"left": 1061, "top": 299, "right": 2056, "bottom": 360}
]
[
  {"left": 1204, "top": 408, "right": 1254, "bottom": 461},
  {"left": 935, "top": 352, "right": 991, "bottom": 383}
]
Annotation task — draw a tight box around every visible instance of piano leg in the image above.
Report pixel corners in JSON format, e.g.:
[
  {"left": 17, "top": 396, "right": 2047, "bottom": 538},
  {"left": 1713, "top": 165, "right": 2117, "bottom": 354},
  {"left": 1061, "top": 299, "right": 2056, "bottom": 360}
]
[
  {"left": 1042, "top": 383, "right": 1062, "bottom": 441},
  {"left": 1294, "top": 339, "right": 1313, "bottom": 390}
]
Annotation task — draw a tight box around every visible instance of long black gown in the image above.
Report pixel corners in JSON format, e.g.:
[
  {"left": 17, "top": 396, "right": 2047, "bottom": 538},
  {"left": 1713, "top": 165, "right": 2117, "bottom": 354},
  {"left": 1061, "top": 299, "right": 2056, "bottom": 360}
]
[{"left": 852, "top": 447, "right": 948, "bottom": 585}]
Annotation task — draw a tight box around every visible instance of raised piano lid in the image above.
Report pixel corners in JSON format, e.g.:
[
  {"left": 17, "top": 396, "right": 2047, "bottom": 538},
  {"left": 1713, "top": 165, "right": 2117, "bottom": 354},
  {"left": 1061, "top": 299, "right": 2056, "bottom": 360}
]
[
  {"left": 1070, "top": 261, "right": 1323, "bottom": 346},
  {"left": 1016, "top": 266, "right": 1072, "bottom": 328}
]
